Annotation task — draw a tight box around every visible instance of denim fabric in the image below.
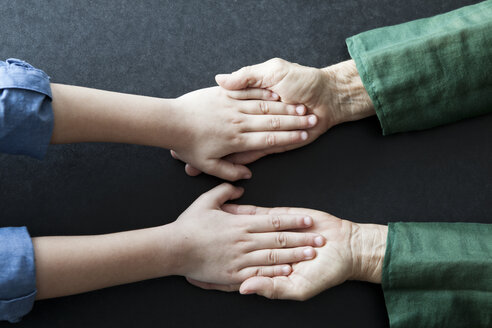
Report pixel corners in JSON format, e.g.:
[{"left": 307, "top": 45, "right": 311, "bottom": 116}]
[
  {"left": 0, "top": 58, "right": 53, "bottom": 158},
  {"left": 0, "top": 58, "right": 54, "bottom": 322},
  {"left": 0, "top": 227, "right": 37, "bottom": 323}
]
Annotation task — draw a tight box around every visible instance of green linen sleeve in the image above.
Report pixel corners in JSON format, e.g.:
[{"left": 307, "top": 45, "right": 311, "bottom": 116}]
[
  {"left": 383, "top": 222, "right": 492, "bottom": 327},
  {"left": 346, "top": 1, "right": 492, "bottom": 135}
]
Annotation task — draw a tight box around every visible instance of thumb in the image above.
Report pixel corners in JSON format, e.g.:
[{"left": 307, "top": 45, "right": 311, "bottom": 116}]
[
  {"left": 216, "top": 58, "right": 286, "bottom": 90},
  {"left": 240, "top": 276, "right": 294, "bottom": 300},
  {"left": 225, "top": 150, "right": 269, "bottom": 165},
  {"left": 184, "top": 164, "right": 202, "bottom": 176},
  {"left": 216, "top": 71, "right": 257, "bottom": 90},
  {"left": 197, "top": 183, "right": 244, "bottom": 208},
  {"left": 206, "top": 159, "right": 252, "bottom": 181}
]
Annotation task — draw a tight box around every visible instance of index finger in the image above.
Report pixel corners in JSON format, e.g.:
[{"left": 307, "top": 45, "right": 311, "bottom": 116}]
[
  {"left": 222, "top": 204, "right": 299, "bottom": 215},
  {"left": 242, "top": 214, "right": 313, "bottom": 233}
]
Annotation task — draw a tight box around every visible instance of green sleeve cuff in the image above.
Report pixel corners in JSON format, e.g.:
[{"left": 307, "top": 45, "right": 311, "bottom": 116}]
[
  {"left": 346, "top": 1, "right": 492, "bottom": 135},
  {"left": 382, "top": 222, "right": 492, "bottom": 327}
]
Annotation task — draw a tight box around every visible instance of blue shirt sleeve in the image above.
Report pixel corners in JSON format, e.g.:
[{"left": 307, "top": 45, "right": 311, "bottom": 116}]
[
  {"left": 0, "top": 227, "right": 37, "bottom": 323},
  {"left": 0, "top": 58, "right": 54, "bottom": 158}
]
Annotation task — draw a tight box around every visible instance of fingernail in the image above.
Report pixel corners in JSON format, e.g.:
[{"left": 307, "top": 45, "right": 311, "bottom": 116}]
[
  {"left": 301, "top": 131, "right": 308, "bottom": 140},
  {"left": 241, "top": 289, "right": 253, "bottom": 295},
  {"left": 271, "top": 92, "right": 279, "bottom": 100},
  {"left": 314, "top": 236, "right": 324, "bottom": 246},
  {"left": 303, "top": 216, "right": 312, "bottom": 226},
  {"left": 282, "top": 265, "right": 291, "bottom": 274},
  {"left": 303, "top": 248, "right": 315, "bottom": 259},
  {"left": 243, "top": 173, "right": 252, "bottom": 179},
  {"left": 308, "top": 115, "right": 317, "bottom": 126},
  {"left": 295, "top": 105, "right": 305, "bottom": 115}
]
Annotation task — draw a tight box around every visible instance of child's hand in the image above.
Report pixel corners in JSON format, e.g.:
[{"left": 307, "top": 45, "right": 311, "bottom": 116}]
[
  {"left": 172, "top": 59, "right": 375, "bottom": 177},
  {"left": 185, "top": 205, "right": 386, "bottom": 299},
  {"left": 170, "top": 86, "right": 317, "bottom": 181},
  {"left": 168, "top": 183, "right": 326, "bottom": 286}
]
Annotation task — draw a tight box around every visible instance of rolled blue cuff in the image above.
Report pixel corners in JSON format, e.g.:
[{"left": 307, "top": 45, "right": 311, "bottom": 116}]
[
  {"left": 0, "top": 227, "right": 37, "bottom": 323},
  {"left": 0, "top": 58, "right": 54, "bottom": 159}
]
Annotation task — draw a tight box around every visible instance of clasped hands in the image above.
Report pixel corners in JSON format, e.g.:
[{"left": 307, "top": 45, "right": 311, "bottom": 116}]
[{"left": 167, "top": 58, "right": 385, "bottom": 301}]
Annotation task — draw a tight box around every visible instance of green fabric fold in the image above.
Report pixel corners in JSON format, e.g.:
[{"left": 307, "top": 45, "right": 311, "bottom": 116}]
[
  {"left": 346, "top": 1, "right": 492, "bottom": 135},
  {"left": 383, "top": 222, "right": 492, "bottom": 327}
]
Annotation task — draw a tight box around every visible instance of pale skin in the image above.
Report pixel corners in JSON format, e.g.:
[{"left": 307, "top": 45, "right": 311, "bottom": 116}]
[
  {"left": 50, "top": 83, "right": 317, "bottom": 181},
  {"left": 186, "top": 205, "right": 388, "bottom": 301},
  {"left": 33, "top": 184, "right": 326, "bottom": 299},
  {"left": 31, "top": 61, "right": 380, "bottom": 301},
  {"left": 31, "top": 83, "right": 326, "bottom": 299},
  {"left": 173, "top": 58, "right": 376, "bottom": 175},
  {"left": 172, "top": 57, "right": 389, "bottom": 300}
]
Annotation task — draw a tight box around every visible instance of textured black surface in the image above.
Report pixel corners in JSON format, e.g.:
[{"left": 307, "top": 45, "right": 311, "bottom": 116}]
[{"left": 0, "top": 0, "right": 490, "bottom": 327}]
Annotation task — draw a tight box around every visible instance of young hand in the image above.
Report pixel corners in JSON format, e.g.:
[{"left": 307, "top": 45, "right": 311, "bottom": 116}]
[
  {"left": 177, "top": 58, "right": 375, "bottom": 175},
  {"left": 170, "top": 86, "right": 317, "bottom": 181},
  {"left": 186, "top": 205, "right": 387, "bottom": 300},
  {"left": 169, "top": 183, "right": 326, "bottom": 286}
]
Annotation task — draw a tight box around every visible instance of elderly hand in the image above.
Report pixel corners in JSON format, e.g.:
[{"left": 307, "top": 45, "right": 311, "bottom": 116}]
[
  {"left": 176, "top": 58, "right": 375, "bottom": 176},
  {"left": 186, "top": 204, "right": 387, "bottom": 300}
]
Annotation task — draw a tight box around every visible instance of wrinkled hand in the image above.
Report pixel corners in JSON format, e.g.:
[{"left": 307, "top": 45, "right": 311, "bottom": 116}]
[
  {"left": 186, "top": 205, "right": 387, "bottom": 300},
  {"left": 177, "top": 58, "right": 374, "bottom": 176},
  {"left": 170, "top": 86, "right": 317, "bottom": 181},
  {"left": 171, "top": 184, "right": 326, "bottom": 286}
]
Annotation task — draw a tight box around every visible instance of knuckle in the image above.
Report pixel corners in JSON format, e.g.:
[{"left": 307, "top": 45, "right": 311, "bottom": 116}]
[
  {"left": 238, "top": 66, "right": 250, "bottom": 74},
  {"left": 270, "top": 117, "right": 280, "bottom": 130},
  {"left": 270, "top": 57, "right": 284, "bottom": 66},
  {"left": 235, "top": 232, "right": 251, "bottom": 244},
  {"left": 248, "top": 206, "right": 258, "bottom": 214},
  {"left": 231, "top": 134, "right": 242, "bottom": 146},
  {"left": 270, "top": 58, "right": 286, "bottom": 71},
  {"left": 254, "top": 267, "right": 263, "bottom": 277},
  {"left": 267, "top": 250, "right": 280, "bottom": 264},
  {"left": 276, "top": 232, "right": 288, "bottom": 247},
  {"left": 271, "top": 215, "right": 281, "bottom": 230},
  {"left": 266, "top": 133, "right": 276, "bottom": 146},
  {"left": 230, "top": 115, "right": 244, "bottom": 126},
  {"left": 259, "top": 101, "right": 269, "bottom": 114},
  {"left": 225, "top": 267, "right": 236, "bottom": 281}
]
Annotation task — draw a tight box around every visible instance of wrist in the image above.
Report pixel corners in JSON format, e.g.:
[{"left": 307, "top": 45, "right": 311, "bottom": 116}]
[
  {"left": 349, "top": 222, "right": 387, "bottom": 283},
  {"left": 321, "top": 60, "right": 375, "bottom": 125},
  {"left": 141, "top": 97, "right": 183, "bottom": 150},
  {"left": 152, "top": 222, "right": 188, "bottom": 277}
]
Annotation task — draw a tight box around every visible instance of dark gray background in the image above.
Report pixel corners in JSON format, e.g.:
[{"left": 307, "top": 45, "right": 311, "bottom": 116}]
[{"left": 0, "top": 0, "right": 490, "bottom": 327}]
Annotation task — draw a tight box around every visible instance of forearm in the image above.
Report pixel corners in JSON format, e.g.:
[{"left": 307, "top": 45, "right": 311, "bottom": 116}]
[
  {"left": 321, "top": 60, "right": 376, "bottom": 126},
  {"left": 32, "top": 224, "right": 181, "bottom": 300},
  {"left": 50, "top": 83, "right": 182, "bottom": 149}
]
